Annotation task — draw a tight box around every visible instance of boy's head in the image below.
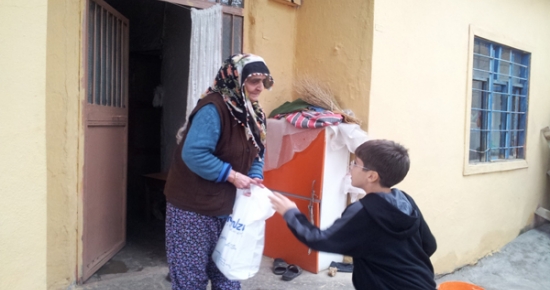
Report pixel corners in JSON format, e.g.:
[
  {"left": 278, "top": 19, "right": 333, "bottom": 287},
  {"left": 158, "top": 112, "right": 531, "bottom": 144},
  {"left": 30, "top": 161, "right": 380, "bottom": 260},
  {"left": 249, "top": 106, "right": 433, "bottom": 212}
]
[{"left": 353, "top": 140, "right": 410, "bottom": 188}]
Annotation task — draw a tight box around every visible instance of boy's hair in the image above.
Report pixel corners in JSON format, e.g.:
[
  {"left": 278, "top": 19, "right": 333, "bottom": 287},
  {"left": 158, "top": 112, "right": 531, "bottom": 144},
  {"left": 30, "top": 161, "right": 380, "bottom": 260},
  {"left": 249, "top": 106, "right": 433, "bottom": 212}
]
[{"left": 355, "top": 140, "right": 410, "bottom": 188}]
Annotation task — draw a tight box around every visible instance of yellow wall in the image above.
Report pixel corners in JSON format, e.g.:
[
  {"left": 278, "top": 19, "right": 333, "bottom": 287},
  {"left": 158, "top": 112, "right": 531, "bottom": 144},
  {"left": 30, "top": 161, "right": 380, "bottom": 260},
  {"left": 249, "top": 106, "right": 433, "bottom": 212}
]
[
  {"left": 244, "top": 0, "right": 298, "bottom": 115},
  {"left": 5, "top": 0, "right": 550, "bottom": 288},
  {"left": 294, "top": 0, "right": 373, "bottom": 126},
  {"left": 0, "top": 1, "right": 49, "bottom": 289},
  {"left": 245, "top": 0, "right": 374, "bottom": 123},
  {"left": 369, "top": 0, "right": 550, "bottom": 273},
  {"left": 45, "top": 0, "right": 83, "bottom": 288}
]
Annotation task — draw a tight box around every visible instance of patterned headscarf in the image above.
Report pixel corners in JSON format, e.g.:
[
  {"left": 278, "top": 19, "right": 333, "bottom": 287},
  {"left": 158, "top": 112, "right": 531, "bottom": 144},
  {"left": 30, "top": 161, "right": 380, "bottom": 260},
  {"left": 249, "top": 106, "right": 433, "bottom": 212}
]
[{"left": 202, "top": 54, "right": 273, "bottom": 160}]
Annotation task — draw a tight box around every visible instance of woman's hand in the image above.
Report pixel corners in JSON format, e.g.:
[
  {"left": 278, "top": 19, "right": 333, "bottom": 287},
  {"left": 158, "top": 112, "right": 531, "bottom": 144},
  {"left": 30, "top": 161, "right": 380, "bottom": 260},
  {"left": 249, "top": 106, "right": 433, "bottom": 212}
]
[
  {"left": 252, "top": 178, "right": 265, "bottom": 188},
  {"left": 228, "top": 170, "right": 261, "bottom": 189}
]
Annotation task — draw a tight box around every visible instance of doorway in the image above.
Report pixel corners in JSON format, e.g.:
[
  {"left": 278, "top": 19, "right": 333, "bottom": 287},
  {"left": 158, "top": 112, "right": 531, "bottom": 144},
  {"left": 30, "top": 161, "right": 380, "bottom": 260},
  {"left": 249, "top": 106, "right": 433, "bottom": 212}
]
[
  {"left": 83, "top": 0, "right": 191, "bottom": 282},
  {"left": 82, "top": 0, "right": 245, "bottom": 283}
]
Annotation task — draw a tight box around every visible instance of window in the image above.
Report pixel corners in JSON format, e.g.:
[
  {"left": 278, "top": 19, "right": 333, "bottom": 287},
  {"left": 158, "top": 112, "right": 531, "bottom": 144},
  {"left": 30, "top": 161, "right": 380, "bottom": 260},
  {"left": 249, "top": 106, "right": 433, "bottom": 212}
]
[
  {"left": 162, "top": 0, "right": 244, "bottom": 59},
  {"left": 207, "top": 0, "right": 244, "bottom": 59},
  {"left": 469, "top": 37, "right": 530, "bottom": 164},
  {"left": 87, "top": 0, "right": 129, "bottom": 107},
  {"left": 222, "top": 13, "right": 243, "bottom": 59},
  {"left": 208, "top": 0, "right": 244, "bottom": 8}
]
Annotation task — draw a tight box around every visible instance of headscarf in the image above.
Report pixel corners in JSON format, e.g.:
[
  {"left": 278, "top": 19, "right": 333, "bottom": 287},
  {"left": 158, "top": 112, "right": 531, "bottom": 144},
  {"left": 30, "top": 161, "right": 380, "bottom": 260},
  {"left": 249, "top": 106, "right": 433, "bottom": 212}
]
[{"left": 202, "top": 54, "right": 273, "bottom": 160}]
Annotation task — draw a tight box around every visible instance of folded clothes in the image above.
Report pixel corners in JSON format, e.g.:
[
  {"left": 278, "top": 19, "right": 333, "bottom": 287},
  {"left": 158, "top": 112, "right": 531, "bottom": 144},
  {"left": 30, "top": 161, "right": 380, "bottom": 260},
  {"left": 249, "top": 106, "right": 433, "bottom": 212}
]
[
  {"left": 329, "top": 261, "right": 354, "bottom": 273},
  {"left": 275, "top": 110, "right": 343, "bottom": 129},
  {"left": 268, "top": 98, "right": 312, "bottom": 118}
]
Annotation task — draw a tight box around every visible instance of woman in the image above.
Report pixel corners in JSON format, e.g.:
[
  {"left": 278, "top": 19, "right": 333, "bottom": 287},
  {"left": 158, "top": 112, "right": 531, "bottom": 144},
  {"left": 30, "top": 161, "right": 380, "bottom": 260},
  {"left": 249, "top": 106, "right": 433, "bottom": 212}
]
[{"left": 164, "top": 54, "right": 274, "bottom": 290}]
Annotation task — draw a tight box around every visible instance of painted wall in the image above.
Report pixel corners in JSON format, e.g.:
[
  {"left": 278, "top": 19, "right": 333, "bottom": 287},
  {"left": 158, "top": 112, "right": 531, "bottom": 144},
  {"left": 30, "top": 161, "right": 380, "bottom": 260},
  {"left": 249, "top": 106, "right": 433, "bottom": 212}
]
[
  {"left": 294, "top": 0, "right": 373, "bottom": 126},
  {"left": 244, "top": 0, "right": 298, "bottom": 116},
  {"left": 369, "top": 0, "right": 550, "bottom": 273},
  {"left": 7, "top": 1, "right": 550, "bottom": 289},
  {"left": 0, "top": 0, "right": 49, "bottom": 289},
  {"left": 45, "top": 0, "right": 82, "bottom": 288},
  {"left": 244, "top": 0, "right": 374, "bottom": 125}
]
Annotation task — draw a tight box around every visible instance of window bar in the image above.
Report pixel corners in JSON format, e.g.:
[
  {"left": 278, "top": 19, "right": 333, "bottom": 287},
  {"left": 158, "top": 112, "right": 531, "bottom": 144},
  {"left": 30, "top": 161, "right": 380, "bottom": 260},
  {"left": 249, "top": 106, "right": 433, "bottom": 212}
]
[
  {"left": 104, "top": 12, "right": 109, "bottom": 107},
  {"left": 123, "top": 23, "right": 128, "bottom": 108},
  {"left": 230, "top": 15, "right": 234, "bottom": 56},
  {"left": 478, "top": 80, "right": 487, "bottom": 162},
  {"left": 113, "top": 18, "right": 117, "bottom": 108},
  {"left": 99, "top": 7, "right": 106, "bottom": 106},
  {"left": 473, "top": 53, "right": 529, "bottom": 67},
  {"left": 485, "top": 43, "right": 495, "bottom": 162},
  {"left": 120, "top": 23, "right": 124, "bottom": 108},
  {"left": 518, "top": 54, "right": 530, "bottom": 158},
  {"left": 473, "top": 68, "right": 528, "bottom": 81},
  {"left": 104, "top": 8, "right": 109, "bottom": 106},
  {"left": 106, "top": 13, "right": 111, "bottom": 107},
  {"left": 119, "top": 20, "right": 123, "bottom": 107},
  {"left": 115, "top": 19, "right": 120, "bottom": 108},
  {"left": 94, "top": 5, "right": 101, "bottom": 105},
  {"left": 106, "top": 11, "right": 111, "bottom": 107},
  {"left": 89, "top": 1, "right": 97, "bottom": 104},
  {"left": 112, "top": 15, "right": 117, "bottom": 107},
  {"left": 110, "top": 14, "right": 115, "bottom": 107},
  {"left": 235, "top": 16, "right": 243, "bottom": 54},
  {"left": 504, "top": 51, "right": 514, "bottom": 159},
  {"left": 494, "top": 46, "right": 506, "bottom": 159}
]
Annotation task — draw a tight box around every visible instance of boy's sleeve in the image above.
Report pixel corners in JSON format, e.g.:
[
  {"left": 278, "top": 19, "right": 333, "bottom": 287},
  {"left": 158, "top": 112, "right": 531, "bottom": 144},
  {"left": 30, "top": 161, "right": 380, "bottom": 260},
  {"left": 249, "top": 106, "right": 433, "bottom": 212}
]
[
  {"left": 419, "top": 213, "right": 437, "bottom": 256},
  {"left": 282, "top": 203, "right": 367, "bottom": 256}
]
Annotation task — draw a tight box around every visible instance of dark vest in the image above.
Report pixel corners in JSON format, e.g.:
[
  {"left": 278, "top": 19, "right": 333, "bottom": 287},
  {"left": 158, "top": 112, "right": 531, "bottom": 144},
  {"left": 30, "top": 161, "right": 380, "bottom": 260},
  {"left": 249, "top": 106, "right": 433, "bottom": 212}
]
[{"left": 164, "top": 93, "right": 259, "bottom": 216}]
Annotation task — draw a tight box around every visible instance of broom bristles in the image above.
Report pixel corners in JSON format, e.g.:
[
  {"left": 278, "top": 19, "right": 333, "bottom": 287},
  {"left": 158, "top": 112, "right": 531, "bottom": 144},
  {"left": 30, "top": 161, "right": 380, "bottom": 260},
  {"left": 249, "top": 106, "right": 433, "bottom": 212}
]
[{"left": 295, "top": 77, "right": 362, "bottom": 125}]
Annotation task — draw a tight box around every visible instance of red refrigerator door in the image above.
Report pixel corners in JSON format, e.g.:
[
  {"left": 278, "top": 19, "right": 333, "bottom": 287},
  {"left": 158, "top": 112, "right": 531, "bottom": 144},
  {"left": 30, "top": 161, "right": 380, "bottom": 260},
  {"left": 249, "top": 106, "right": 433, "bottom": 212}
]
[
  {"left": 264, "top": 197, "right": 320, "bottom": 273},
  {"left": 263, "top": 130, "right": 325, "bottom": 273}
]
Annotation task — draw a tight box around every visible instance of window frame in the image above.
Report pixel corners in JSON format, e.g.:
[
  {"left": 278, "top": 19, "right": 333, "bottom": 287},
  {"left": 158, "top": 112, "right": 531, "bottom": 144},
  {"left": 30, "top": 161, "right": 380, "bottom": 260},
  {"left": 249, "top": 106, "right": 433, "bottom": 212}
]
[
  {"left": 463, "top": 25, "right": 532, "bottom": 175},
  {"left": 221, "top": 12, "right": 244, "bottom": 59},
  {"left": 158, "top": 0, "right": 244, "bottom": 59},
  {"left": 159, "top": 0, "right": 244, "bottom": 16}
]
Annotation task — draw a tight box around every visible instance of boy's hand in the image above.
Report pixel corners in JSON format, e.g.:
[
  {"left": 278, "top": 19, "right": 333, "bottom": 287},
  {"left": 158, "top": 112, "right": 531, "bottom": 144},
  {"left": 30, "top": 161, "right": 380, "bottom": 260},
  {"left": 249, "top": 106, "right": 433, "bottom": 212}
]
[{"left": 268, "top": 191, "right": 298, "bottom": 216}]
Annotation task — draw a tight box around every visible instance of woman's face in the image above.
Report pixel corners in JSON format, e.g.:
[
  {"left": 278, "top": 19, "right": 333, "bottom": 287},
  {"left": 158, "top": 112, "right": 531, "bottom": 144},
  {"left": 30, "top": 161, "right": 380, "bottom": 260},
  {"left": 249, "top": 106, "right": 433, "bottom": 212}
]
[{"left": 244, "top": 75, "right": 267, "bottom": 102}]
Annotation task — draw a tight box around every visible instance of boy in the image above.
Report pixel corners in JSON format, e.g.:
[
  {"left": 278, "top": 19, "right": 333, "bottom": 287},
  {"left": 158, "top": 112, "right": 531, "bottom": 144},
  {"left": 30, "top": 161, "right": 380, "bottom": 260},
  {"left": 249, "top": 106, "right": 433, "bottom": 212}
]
[{"left": 269, "top": 139, "right": 437, "bottom": 290}]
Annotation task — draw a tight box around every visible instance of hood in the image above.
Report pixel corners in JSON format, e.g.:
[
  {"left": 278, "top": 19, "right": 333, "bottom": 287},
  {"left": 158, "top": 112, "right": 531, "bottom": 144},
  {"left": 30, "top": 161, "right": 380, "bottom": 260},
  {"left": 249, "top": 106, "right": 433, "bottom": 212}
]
[{"left": 360, "top": 191, "right": 420, "bottom": 239}]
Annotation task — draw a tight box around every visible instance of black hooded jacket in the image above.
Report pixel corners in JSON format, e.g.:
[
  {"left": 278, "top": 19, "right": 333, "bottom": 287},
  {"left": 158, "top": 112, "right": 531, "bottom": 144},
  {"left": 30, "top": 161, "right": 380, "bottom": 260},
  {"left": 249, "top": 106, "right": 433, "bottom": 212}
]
[{"left": 283, "top": 190, "right": 437, "bottom": 290}]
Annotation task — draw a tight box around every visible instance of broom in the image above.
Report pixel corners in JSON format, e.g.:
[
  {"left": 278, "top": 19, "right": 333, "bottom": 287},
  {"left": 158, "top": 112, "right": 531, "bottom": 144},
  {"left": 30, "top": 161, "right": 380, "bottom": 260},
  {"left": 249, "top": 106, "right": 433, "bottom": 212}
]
[{"left": 294, "top": 77, "right": 362, "bottom": 125}]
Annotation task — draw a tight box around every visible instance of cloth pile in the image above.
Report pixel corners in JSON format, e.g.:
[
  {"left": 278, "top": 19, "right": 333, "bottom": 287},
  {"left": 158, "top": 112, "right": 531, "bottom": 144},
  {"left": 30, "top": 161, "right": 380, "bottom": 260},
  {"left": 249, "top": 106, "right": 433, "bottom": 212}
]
[{"left": 269, "top": 98, "right": 344, "bottom": 129}]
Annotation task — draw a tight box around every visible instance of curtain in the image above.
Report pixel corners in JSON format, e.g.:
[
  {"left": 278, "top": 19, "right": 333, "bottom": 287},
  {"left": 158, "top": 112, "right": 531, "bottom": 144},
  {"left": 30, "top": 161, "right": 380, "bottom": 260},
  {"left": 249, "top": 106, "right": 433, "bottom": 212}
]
[{"left": 186, "top": 4, "right": 222, "bottom": 122}]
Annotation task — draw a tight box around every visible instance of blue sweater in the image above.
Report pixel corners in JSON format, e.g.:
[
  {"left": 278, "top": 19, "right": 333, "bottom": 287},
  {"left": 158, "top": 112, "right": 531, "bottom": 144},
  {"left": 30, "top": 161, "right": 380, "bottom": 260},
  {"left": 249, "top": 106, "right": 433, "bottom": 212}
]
[{"left": 182, "top": 104, "right": 264, "bottom": 182}]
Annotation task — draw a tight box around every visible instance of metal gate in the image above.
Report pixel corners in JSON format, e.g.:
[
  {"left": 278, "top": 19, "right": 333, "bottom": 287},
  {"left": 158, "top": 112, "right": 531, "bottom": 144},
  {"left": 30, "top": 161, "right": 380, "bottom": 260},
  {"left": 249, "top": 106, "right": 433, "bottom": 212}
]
[{"left": 82, "top": 0, "right": 129, "bottom": 282}]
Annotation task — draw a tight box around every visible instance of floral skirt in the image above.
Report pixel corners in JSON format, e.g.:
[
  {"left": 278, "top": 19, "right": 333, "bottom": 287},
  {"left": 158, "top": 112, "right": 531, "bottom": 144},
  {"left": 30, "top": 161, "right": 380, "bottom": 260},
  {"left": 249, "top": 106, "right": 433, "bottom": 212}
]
[{"left": 165, "top": 202, "right": 240, "bottom": 290}]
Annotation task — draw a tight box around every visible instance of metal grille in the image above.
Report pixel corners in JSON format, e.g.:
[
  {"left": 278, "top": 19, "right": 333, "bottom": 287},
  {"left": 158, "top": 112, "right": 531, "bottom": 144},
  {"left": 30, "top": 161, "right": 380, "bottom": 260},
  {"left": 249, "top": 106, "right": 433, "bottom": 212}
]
[
  {"left": 214, "top": 0, "right": 244, "bottom": 8},
  {"left": 469, "top": 37, "right": 530, "bottom": 163},
  {"left": 87, "top": 0, "right": 129, "bottom": 107},
  {"left": 222, "top": 13, "right": 243, "bottom": 59}
]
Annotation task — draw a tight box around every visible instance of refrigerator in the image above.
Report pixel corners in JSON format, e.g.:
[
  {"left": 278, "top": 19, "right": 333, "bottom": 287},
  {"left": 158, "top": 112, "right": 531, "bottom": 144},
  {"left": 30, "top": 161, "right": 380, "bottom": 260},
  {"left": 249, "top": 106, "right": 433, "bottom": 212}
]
[{"left": 263, "top": 128, "right": 350, "bottom": 273}]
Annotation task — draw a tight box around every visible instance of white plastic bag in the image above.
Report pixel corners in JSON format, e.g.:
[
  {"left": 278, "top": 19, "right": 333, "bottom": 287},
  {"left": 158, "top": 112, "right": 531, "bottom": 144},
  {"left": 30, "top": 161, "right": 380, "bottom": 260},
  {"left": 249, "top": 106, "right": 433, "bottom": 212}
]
[{"left": 212, "top": 185, "right": 276, "bottom": 280}]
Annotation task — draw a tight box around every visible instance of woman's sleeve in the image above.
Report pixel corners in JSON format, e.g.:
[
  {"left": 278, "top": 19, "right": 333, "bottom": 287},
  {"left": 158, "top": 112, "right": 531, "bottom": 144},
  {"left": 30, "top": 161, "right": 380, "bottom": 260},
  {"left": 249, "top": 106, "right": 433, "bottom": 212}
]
[
  {"left": 182, "top": 104, "right": 227, "bottom": 181},
  {"left": 247, "top": 157, "right": 264, "bottom": 179}
]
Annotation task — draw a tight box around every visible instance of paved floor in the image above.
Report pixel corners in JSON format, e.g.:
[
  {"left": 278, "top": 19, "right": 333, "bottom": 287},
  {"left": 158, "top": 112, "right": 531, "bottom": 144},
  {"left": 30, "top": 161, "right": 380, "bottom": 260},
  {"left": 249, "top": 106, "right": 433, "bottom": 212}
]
[
  {"left": 435, "top": 223, "right": 550, "bottom": 290},
  {"left": 78, "top": 255, "right": 354, "bottom": 290},
  {"left": 77, "top": 223, "right": 550, "bottom": 290}
]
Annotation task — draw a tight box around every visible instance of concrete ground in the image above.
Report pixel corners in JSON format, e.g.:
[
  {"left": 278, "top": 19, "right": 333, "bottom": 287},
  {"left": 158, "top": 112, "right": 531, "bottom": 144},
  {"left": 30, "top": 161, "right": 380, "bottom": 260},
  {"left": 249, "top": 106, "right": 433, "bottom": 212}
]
[
  {"left": 435, "top": 223, "right": 550, "bottom": 290},
  {"left": 78, "top": 255, "right": 353, "bottom": 290},
  {"left": 77, "top": 223, "right": 550, "bottom": 290}
]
